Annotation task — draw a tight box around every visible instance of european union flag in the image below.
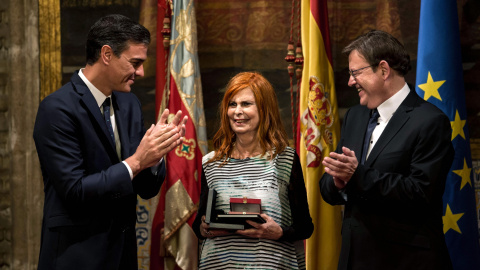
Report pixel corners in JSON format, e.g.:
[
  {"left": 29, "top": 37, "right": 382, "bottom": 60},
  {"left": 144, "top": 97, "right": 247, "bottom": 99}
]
[{"left": 416, "top": 0, "right": 480, "bottom": 269}]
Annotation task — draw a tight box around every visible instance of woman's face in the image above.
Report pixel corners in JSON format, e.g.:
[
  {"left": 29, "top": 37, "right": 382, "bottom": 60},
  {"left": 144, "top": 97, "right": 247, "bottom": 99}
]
[{"left": 227, "top": 87, "right": 260, "bottom": 137}]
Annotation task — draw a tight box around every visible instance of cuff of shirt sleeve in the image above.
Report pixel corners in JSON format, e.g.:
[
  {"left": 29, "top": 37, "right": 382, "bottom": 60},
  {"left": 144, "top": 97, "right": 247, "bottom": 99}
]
[
  {"left": 150, "top": 158, "right": 164, "bottom": 176},
  {"left": 122, "top": 161, "right": 133, "bottom": 180}
]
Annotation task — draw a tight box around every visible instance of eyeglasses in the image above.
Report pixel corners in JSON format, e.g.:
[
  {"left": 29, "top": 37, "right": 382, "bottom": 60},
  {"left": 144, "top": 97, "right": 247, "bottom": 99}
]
[{"left": 348, "top": 65, "right": 374, "bottom": 78}]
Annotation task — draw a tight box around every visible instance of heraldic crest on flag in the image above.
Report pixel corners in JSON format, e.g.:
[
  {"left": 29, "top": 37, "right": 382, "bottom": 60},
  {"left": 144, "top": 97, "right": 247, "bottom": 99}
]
[
  {"left": 298, "top": 1, "right": 342, "bottom": 268},
  {"left": 175, "top": 138, "right": 197, "bottom": 160},
  {"left": 301, "top": 75, "right": 335, "bottom": 168}
]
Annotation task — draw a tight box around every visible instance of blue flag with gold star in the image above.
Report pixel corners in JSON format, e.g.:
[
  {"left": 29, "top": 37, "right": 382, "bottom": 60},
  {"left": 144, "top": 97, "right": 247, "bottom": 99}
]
[{"left": 416, "top": 0, "right": 480, "bottom": 269}]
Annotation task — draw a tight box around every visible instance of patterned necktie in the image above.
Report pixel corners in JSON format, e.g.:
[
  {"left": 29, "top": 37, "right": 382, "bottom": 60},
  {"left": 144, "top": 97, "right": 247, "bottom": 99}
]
[
  {"left": 102, "top": 97, "right": 115, "bottom": 145},
  {"left": 361, "top": 109, "right": 379, "bottom": 164}
]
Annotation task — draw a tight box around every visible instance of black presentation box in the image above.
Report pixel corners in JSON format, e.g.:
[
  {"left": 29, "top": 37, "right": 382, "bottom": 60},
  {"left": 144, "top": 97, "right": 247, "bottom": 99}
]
[{"left": 205, "top": 189, "right": 266, "bottom": 230}]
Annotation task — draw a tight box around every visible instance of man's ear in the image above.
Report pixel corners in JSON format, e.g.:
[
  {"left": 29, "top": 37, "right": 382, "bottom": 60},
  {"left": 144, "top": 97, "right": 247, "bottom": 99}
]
[
  {"left": 101, "top": 45, "right": 113, "bottom": 65},
  {"left": 379, "top": 60, "right": 390, "bottom": 79}
]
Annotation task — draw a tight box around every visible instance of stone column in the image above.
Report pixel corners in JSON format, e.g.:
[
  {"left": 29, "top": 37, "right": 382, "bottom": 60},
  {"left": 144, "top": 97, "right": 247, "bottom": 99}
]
[
  {"left": 0, "top": 1, "right": 11, "bottom": 267},
  {"left": 1, "top": 0, "right": 43, "bottom": 269}
]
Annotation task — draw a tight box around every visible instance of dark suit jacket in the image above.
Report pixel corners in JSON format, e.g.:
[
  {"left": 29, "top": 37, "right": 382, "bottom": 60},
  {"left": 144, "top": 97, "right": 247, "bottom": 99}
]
[
  {"left": 34, "top": 71, "right": 164, "bottom": 270},
  {"left": 320, "top": 90, "right": 454, "bottom": 270}
]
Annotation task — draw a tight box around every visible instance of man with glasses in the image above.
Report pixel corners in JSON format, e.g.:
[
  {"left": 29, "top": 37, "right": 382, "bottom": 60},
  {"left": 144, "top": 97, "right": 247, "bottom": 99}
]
[{"left": 319, "top": 30, "right": 453, "bottom": 270}]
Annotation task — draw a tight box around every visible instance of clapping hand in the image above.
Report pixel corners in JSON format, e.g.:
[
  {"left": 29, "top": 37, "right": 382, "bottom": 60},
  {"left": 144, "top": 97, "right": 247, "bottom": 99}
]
[
  {"left": 126, "top": 109, "right": 188, "bottom": 177},
  {"left": 152, "top": 108, "right": 187, "bottom": 139},
  {"left": 322, "top": 146, "right": 358, "bottom": 189}
]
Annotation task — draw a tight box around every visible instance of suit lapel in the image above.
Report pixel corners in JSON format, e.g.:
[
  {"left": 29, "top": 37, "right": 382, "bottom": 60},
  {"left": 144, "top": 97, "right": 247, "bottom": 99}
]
[
  {"left": 365, "top": 91, "right": 417, "bottom": 166},
  {"left": 72, "top": 72, "right": 118, "bottom": 155}
]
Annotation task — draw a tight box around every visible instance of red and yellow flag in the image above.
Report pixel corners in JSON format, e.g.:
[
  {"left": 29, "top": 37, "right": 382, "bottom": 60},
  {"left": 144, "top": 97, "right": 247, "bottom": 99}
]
[
  {"left": 150, "top": 0, "right": 207, "bottom": 269},
  {"left": 299, "top": 0, "right": 342, "bottom": 269}
]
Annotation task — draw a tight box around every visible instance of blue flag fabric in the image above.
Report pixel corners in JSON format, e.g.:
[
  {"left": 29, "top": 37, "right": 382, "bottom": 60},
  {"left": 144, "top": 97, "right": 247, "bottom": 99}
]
[{"left": 416, "top": 0, "right": 480, "bottom": 269}]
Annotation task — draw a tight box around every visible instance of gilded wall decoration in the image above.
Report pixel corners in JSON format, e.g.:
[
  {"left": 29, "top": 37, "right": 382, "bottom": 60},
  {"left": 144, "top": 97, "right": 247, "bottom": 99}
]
[
  {"left": 139, "top": 0, "right": 158, "bottom": 78},
  {"left": 39, "top": 0, "right": 62, "bottom": 100}
]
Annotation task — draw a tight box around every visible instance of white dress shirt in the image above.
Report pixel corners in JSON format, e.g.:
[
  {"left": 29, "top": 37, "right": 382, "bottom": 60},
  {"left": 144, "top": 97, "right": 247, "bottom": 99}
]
[
  {"left": 366, "top": 83, "right": 410, "bottom": 160},
  {"left": 340, "top": 83, "right": 411, "bottom": 199},
  {"left": 78, "top": 69, "right": 133, "bottom": 179}
]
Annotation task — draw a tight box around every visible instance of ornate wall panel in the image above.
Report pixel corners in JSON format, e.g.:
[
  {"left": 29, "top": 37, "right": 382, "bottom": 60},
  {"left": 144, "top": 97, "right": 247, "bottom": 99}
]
[{"left": 196, "top": 0, "right": 294, "bottom": 70}]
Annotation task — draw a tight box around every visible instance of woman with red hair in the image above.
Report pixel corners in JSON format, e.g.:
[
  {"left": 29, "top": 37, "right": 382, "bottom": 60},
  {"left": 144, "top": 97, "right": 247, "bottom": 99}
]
[{"left": 193, "top": 72, "right": 313, "bottom": 269}]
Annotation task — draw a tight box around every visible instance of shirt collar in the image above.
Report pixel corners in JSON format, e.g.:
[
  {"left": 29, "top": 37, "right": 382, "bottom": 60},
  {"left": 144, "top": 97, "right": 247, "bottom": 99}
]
[
  {"left": 376, "top": 83, "right": 410, "bottom": 122},
  {"left": 78, "top": 68, "right": 110, "bottom": 108}
]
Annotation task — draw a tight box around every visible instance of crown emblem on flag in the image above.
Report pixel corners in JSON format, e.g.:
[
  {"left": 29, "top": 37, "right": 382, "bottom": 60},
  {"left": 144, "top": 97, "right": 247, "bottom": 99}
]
[
  {"left": 300, "top": 76, "right": 335, "bottom": 168},
  {"left": 307, "top": 76, "right": 334, "bottom": 130}
]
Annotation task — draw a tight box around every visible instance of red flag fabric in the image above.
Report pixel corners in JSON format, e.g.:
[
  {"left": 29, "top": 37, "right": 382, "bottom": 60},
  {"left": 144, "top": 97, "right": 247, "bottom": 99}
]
[{"left": 150, "top": 0, "right": 208, "bottom": 269}]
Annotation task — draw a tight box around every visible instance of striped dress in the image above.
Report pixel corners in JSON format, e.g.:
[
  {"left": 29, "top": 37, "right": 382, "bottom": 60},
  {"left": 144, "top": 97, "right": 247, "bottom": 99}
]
[{"left": 198, "top": 147, "right": 307, "bottom": 270}]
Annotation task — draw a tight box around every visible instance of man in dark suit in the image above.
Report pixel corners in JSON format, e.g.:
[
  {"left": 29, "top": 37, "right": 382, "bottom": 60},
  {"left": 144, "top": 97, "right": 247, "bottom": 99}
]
[
  {"left": 319, "top": 30, "right": 454, "bottom": 270},
  {"left": 33, "top": 14, "right": 187, "bottom": 270}
]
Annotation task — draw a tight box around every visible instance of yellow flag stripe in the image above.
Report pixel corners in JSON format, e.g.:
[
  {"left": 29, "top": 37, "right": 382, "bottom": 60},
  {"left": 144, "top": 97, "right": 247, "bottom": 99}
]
[{"left": 300, "top": 1, "right": 343, "bottom": 269}]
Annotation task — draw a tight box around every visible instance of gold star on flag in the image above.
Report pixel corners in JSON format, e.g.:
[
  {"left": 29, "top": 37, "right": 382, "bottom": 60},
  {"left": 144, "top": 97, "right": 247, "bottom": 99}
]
[
  {"left": 443, "top": 204, "right": 464, "bottom": 234},
  {"left": 418, "top": 71, "right": 445, "bottom": 101},
  {"left": 450, "top": 110, "right": 466, "bottom": 140},
  {"left": 453, "top": 158, "right": 472, "bottom": 190}
]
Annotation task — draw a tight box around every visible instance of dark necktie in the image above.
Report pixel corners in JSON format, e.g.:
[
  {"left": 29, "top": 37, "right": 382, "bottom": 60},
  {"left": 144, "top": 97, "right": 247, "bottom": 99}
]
[
  {"left": 361, "top": 109, "right": 379, "bottom": 164},
  {"left": 102, "top": 97, "right": 115, "bottom": 145}
]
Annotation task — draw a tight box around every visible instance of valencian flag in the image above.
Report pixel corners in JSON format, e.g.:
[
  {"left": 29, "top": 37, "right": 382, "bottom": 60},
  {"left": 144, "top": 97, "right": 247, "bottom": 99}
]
[
  {"left": 150, "top": 0, "right": 208, "bottom": 269},
  {"left": 299, "top": 0, "right": 342, "bottom": 269},
  {"left": 416, "top": 0, "right": 480, "bottom": 269}
]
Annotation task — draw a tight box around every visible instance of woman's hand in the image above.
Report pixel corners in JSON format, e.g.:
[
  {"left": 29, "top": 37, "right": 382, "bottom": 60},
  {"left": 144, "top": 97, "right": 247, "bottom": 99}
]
[
  {"left": 235, "top": 214, "right": 283, "bottom": 240},
  {"left": 200, "top": 215, "right": 233, "bottom": 238}
]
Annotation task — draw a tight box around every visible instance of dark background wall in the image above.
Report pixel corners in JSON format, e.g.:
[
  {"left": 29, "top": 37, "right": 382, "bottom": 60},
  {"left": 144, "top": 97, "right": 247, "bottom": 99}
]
[{"left": 59, "top": 0, "right": 480, "bottom": 146}]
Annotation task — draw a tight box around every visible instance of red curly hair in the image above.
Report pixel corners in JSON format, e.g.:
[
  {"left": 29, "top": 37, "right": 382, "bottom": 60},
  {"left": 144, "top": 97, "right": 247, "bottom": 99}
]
[{"left": 208, "top": 72, "right": 289, "bottom": 164}]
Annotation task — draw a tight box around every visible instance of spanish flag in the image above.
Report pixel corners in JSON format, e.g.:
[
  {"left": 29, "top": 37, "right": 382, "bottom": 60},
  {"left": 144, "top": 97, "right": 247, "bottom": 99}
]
[{"left": 299, "top": 0, "right": 342, "bottom": 269}]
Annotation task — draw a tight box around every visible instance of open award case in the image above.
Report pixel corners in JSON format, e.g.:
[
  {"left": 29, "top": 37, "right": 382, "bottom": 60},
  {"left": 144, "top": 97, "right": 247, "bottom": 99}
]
[{"left": 205, "top": 189, "right": 266, "bottom": 230}]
